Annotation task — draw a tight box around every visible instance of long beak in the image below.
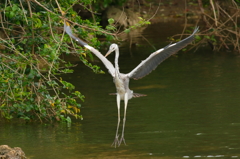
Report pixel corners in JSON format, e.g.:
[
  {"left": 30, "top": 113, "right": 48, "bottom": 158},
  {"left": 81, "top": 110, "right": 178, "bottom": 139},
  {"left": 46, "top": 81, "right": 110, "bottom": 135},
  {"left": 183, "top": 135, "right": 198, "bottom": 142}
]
[{"left": 105, "top": 50, "right": 112, "bottom": 57}]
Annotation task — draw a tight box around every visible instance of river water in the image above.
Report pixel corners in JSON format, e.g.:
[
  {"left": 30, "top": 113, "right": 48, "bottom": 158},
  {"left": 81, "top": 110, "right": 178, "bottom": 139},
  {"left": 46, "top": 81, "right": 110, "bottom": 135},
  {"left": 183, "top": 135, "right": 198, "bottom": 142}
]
[{"left": 1, "top": 22, "right": 240, "bottom": 158}]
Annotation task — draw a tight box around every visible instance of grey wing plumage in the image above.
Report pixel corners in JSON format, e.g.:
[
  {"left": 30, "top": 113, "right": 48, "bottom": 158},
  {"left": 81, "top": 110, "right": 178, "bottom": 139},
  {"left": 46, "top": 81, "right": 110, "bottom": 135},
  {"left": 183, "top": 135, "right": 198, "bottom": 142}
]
[
  {"left": 64, "top": 22, "right": 116, "bottom": 77},
  {"left": 64, "top": 23, "right": 88, "bottom": 46},
  {"left": 127, "top": 27, "right": 199, "bottom": 80}
]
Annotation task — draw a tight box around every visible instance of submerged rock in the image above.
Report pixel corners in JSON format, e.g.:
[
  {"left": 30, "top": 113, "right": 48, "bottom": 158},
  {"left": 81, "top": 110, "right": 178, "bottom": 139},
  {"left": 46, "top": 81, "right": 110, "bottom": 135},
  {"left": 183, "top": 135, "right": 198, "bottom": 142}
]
[{"left": 0, "top": 145, "right": 26, "bottom": 159}]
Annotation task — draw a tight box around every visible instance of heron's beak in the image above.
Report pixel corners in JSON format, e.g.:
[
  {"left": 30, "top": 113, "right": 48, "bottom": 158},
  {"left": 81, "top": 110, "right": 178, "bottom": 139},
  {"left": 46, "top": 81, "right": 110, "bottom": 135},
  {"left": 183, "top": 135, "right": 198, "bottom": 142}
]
[{"left": 105, "top": 50, "right": 113, "bottom": 57}]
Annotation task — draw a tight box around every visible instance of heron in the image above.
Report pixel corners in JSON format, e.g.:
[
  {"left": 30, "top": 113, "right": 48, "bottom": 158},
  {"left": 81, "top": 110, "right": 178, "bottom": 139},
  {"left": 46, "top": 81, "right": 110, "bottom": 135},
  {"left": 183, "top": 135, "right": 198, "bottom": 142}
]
[{"left": 64, "top": 22, "right": 199, "bottom": 147}]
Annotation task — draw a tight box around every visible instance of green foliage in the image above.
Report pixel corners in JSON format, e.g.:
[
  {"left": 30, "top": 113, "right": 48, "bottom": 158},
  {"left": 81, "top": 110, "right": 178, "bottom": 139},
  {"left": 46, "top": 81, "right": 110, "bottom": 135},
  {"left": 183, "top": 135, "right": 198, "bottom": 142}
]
[
  {"left": 0, "top": 0, "right": 111, "bottom": 123},
  {"left": 204, "top": 35, "right": 217, "bottom": 43},
  {"left": 123, "top": 17, "right": 151, "bottom": 33},
  {"left": 106, "top": 18, "right": 117, "bottom": 31}
]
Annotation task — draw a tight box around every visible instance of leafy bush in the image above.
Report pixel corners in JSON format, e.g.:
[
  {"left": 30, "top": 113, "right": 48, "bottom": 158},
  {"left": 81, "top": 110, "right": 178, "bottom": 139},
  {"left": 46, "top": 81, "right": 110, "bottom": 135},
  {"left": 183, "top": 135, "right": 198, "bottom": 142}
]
[{"left": 0, "top": 0, "right": 113, "bottom": 123}]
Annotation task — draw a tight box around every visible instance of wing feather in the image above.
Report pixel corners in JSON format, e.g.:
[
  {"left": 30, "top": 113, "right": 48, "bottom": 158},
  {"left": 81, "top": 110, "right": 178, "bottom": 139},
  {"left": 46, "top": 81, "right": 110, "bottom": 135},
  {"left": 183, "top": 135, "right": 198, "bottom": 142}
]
[
  {"left": 64, "top": 23, "right": 115, "bottom": 77},
  {"left": 127, "top": 27, "right": 199, "bottom": 80}
]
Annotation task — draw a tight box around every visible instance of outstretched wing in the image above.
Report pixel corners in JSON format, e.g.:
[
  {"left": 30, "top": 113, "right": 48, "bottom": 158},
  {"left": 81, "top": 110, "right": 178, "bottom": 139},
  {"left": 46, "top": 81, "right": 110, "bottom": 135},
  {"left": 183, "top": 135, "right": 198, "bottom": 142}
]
[
  {"left": 127, "top": 27, "right": 199, "bottom": 80},
  {"left": 64, "top": 22, "right": 115, "bottom": 77}
]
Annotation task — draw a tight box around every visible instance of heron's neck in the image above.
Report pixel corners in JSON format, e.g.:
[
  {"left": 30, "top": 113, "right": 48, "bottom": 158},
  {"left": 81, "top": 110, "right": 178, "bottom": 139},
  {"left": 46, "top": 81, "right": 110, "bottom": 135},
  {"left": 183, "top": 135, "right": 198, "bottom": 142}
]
[{"left": 114, "top": 48, "right": 120, "bottom": 73}]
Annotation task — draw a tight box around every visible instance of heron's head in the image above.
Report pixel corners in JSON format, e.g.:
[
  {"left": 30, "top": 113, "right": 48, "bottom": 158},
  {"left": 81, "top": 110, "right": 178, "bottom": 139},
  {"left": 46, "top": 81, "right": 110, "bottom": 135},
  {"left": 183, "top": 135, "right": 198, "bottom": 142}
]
[{"left": 105, "top": 43, "right": 118, "bottom": 57}]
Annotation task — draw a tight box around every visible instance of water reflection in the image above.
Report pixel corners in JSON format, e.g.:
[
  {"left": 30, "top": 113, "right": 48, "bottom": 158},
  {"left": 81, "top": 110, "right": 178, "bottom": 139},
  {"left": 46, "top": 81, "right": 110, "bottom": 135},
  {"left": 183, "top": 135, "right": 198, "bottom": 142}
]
[{"left": 1, "top": 23, "right": 240, "bottom": 158}]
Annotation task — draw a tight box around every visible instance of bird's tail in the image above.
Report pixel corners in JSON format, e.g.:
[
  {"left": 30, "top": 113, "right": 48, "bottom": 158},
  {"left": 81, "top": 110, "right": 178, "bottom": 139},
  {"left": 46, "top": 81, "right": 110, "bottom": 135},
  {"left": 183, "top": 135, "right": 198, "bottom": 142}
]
[
  {"left": 109, "top": 93, "right": 147, "bottom": 98},
  {"left": 132, "top": 93, "right": 147, "bottom": 98}
]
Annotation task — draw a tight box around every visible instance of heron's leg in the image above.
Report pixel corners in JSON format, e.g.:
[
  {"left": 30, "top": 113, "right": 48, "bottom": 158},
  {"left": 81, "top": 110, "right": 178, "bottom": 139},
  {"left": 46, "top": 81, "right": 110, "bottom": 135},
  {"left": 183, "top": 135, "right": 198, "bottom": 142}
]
[
  {"left": 111, "top": 93, "right": 121, "bottom": 148},
  {"left": 119, "top": 93, "right": 128, "bottom": 146}
]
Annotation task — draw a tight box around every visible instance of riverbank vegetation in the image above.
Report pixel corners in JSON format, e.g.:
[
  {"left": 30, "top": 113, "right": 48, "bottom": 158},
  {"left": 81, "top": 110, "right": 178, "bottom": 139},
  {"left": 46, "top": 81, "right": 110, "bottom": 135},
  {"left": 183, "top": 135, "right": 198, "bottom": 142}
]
[
  {"left": 0, "top": 0, "right": 239, "bottom": 123},
  {"left": 196, "top": 0, "right": 240, "bottom": 51},
  {"left": 0, "top": 0, "right": 113, "bottom": 123}
]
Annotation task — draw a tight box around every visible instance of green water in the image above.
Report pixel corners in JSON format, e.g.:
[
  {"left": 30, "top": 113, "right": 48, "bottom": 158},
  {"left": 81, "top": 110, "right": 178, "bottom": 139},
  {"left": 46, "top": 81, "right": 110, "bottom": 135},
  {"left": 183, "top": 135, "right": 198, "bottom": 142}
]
[{"left": 1, "top": 23, "right": 240, "bottom": 158}]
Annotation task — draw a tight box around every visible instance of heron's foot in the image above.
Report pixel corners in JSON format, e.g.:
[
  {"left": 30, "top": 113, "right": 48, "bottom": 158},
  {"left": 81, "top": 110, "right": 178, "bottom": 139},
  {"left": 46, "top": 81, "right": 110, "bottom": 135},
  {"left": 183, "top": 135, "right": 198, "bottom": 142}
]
[
  {"left": 111, "top": 135, "right": 120, "bottom": 148},
  {"left": 118, "top": 135, "right": 126, "bottom": 146}
]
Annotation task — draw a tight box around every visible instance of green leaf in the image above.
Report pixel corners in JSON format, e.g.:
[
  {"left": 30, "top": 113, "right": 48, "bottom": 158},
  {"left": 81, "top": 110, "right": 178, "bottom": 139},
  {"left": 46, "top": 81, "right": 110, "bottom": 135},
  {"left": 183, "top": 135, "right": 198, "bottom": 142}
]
[
  {"left": 108, "top": 18, "right": 114, "bottom": 25},
  {"left": 124, "top": 29, "right": 130, "bottom": 33}
]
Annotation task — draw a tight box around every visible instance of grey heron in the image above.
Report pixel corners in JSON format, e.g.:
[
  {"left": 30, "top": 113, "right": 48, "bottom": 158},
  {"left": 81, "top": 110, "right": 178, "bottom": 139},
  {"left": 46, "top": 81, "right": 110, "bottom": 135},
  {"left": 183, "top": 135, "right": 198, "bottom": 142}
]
[{"left": 64, "top": 22, "right": 199, "bottom": 147}]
